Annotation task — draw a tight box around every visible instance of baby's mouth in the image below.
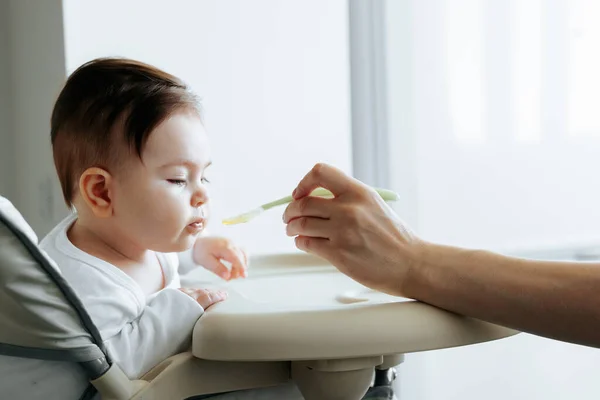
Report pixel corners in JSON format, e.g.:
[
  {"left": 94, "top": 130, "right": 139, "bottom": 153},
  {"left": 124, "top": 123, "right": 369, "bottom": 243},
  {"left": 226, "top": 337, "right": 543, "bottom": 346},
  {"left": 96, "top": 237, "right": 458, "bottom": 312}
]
[{"left": 186, "top": 218, "right": 206, "bottom": 234}]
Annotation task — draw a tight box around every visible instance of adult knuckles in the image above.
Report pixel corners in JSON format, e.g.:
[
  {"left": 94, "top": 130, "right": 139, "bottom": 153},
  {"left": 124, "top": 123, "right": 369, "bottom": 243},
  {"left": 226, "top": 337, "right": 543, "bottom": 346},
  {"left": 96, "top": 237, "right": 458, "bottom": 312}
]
[
  {"left": 296, "top": 236, "right": 312, "bottom": 251},
  {"left": 297, "top": 196, "right": 311, "bottom": 214},
  {"left": 341, "top": 204, "right": 363, "bottom": 226},
  {"left": 311, "top": 162, "right": 326, "bottom": 178},
  {"left": 299, "top": 216, "right": 309, "bottom": 231}
]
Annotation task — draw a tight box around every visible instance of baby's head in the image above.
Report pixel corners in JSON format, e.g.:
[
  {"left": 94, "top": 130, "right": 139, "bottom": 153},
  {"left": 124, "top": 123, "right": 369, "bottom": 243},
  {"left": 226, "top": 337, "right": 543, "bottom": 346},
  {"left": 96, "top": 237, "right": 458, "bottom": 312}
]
[{"left": 51, "top": 57, "right": 211, "bottom": 253}]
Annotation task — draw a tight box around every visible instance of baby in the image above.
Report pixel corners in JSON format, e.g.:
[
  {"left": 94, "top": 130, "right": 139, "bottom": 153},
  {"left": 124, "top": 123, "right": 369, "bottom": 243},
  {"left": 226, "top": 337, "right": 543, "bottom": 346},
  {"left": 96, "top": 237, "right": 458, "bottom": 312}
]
[
  {"left": 35, "top": 57, "right": 387, "bottom": 400},
  {"left": 41, "top": 57, "right": 248, "bottom": 380}
]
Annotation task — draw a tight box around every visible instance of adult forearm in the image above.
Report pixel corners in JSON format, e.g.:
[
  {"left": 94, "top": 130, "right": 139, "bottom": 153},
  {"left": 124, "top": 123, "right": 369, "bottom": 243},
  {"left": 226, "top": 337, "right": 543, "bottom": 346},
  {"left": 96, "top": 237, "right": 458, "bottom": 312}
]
[{"left": 405, "top": 243, "right": 600, "bottom": 347}]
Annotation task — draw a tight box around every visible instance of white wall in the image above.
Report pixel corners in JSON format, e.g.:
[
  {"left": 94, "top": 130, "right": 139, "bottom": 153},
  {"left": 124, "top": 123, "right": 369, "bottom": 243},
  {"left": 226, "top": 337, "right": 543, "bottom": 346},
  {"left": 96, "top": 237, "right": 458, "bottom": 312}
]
[
  {"left": 62, "top": 0, "right": 352, "bottom": 255},
  {"left": 398, "top": 333, "right": 600, "bottom": 400},
  {"left": 6, "top": 0, "right": 68, "bottom": 236}
]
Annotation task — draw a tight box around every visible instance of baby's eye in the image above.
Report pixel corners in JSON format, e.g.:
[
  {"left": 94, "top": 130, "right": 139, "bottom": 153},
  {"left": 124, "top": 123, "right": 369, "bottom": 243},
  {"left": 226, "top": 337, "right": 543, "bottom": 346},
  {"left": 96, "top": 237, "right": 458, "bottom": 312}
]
[
  {"left": 167, "top": 179, "right": 187, "bottom": 187},
  {"left": 201, "top": 177, "right": 211, "bottom": 184}
]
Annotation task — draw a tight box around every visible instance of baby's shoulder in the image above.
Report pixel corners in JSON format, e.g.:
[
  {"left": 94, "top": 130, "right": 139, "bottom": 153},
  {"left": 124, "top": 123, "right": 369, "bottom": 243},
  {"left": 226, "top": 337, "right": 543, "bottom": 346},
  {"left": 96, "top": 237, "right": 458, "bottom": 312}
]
[{"left": 39, "top": 219, "right": 126, "bottom": 293}]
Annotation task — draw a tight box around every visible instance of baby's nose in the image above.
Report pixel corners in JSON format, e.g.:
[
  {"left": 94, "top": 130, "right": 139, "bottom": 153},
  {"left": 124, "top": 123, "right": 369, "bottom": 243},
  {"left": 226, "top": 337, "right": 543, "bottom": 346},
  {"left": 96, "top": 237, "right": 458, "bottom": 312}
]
[{"left": 191, "top": 187, "right": 209, "bottom": 207}]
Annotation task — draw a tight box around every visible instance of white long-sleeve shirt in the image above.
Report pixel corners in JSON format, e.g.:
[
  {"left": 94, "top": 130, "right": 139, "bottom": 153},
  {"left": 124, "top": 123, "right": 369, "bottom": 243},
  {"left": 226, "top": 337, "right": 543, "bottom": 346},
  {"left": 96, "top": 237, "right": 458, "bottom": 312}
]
[{"left": 40, "top": 213, "right": 205, "bottom": 380}]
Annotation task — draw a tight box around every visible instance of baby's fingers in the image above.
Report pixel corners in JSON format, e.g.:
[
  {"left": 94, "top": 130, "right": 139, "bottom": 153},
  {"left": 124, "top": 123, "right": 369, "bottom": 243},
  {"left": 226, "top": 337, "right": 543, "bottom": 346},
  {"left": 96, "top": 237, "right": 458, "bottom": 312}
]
[
  {"left": 202, "top": 255, "right": 232, "bottom": 280},
  {"left": 216, "top": 246, "right": 248, "bottom": 280},
  {"left": 194, "top": 288, "right": 228, "bottom": 309}
]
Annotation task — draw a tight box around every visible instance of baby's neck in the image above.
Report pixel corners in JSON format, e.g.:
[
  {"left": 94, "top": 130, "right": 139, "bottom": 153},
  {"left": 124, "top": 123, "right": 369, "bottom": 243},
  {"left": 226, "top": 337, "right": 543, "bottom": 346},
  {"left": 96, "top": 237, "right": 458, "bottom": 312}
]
[
  {"left": 68, "top": 216, "right": 165, "bottom": 296},
  {"left": 68, "top": 217, "right": 153, "bottom": 268}
]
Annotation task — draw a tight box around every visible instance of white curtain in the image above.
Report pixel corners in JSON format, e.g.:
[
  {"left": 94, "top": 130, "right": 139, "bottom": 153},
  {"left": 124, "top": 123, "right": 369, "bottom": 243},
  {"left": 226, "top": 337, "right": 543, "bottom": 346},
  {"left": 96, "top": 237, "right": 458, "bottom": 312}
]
[{"left": 386, "top": 0, "right": 600, "bottom": 253}]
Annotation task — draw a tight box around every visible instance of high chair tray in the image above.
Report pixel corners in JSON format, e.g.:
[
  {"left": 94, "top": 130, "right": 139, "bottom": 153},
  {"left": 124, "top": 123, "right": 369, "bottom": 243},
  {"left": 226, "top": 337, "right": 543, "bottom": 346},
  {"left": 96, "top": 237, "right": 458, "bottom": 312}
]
[{"left": 191, "top": 253, "right": 517, "bottom": 361}]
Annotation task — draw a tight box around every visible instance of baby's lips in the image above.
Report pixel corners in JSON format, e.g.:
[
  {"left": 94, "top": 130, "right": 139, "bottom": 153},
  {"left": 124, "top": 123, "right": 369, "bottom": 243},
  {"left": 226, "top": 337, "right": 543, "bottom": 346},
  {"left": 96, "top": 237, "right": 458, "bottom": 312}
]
[{"left": 186, "top": 218, "right": 206, "bottom": 234}]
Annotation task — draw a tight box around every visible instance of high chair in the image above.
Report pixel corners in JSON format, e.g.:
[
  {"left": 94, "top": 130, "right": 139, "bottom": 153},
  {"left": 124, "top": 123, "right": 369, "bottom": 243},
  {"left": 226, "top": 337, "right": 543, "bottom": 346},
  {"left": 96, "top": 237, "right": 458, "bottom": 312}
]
[{"left": 0, "top": 196, "right": 518, "bottom": 399}]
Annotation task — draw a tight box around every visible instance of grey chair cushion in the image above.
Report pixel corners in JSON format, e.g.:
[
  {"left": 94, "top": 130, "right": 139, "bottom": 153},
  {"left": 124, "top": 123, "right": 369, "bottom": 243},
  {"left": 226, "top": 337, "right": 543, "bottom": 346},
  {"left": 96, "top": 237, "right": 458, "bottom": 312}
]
[{"left": 0, "top": 196, "right": 106, "bottom": 362}]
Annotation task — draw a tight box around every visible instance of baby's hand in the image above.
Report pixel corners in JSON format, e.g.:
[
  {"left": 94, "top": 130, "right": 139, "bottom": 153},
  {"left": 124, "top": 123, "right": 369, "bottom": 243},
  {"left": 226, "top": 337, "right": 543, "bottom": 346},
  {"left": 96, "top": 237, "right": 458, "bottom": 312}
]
[
  {"left": 193, "top": 236, "right": 248, "bottom": 280},
  {"left": 179, "top": 287, "right": 228, "bottom": 310}
]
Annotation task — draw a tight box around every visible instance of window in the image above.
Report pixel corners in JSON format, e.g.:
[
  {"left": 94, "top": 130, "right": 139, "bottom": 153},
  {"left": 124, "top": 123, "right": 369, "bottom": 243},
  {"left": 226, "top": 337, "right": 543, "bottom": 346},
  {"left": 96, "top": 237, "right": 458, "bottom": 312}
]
[
  {"left": 63, "top": 0, "right": 352, "bottom": 254},
  {"left": 374, "top": 0, "right": 600, "bottom": 251}
]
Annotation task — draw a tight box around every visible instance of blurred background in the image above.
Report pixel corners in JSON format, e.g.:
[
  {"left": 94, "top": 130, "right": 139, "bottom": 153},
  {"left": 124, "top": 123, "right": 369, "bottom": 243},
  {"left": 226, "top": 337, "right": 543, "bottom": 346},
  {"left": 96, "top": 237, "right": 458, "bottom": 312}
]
[{"left": 1, "top": 0, "right": 600, "bottom": 398}]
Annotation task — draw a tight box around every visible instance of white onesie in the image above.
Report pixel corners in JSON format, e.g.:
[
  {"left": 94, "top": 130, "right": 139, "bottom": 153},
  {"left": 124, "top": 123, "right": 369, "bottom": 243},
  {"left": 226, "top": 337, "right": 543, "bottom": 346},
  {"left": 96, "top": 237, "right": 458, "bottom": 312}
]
[
  {"left": 36, "top": 213, "right": 303, "bottom": 400},
  {"left": 40, "top": 213, "right": 204, "bottom": 379}
]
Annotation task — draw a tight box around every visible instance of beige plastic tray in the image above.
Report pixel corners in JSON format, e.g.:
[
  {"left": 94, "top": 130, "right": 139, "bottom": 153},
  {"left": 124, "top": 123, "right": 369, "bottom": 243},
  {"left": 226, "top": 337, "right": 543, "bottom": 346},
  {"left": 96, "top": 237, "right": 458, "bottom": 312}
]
[
  {"left": 97, "top": 252, "right": 518, "bottom": 400},
  {"left": 190, "top": 253, "right": 517, "bottom": 361}
]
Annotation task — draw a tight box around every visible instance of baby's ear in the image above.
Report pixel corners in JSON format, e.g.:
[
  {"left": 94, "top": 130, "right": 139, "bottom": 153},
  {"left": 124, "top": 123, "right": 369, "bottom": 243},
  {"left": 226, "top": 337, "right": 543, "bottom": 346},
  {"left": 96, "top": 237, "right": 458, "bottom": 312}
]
[{"left": 78, "top": 167, "right": 114, "bottom": 218}]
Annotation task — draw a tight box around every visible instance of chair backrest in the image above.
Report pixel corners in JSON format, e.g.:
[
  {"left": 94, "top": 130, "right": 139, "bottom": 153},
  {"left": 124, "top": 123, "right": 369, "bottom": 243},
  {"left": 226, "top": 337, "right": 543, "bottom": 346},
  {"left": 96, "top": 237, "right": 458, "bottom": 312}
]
[{"left": 0, "top": 196, "right": 111, "bottom": 397}]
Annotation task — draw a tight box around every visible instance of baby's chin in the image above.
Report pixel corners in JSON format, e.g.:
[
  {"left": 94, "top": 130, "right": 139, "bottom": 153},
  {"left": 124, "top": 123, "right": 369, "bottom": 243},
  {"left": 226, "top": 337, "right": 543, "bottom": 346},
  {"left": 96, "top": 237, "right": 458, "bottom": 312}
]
[{"left": 149, "top": 236, "right": 196, "bottom": 254}]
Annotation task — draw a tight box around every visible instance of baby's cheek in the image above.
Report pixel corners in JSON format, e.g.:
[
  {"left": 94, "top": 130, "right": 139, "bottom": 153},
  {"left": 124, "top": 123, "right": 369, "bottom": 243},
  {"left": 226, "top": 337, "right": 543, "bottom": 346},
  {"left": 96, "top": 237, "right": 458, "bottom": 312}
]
[{"left": 161, "top": 198, "right": 190, "bottom": 228}]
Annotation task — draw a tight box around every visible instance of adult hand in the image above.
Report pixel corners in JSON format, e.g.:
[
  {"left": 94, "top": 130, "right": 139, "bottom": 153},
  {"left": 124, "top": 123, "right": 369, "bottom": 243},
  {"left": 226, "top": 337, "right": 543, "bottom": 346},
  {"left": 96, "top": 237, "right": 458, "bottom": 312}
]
[
  {"left": 287, "top": 165, "right": 600, "bottom": 349},
  {"left": 283, "top": 163, "right": 424, "bottom": 296}
]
